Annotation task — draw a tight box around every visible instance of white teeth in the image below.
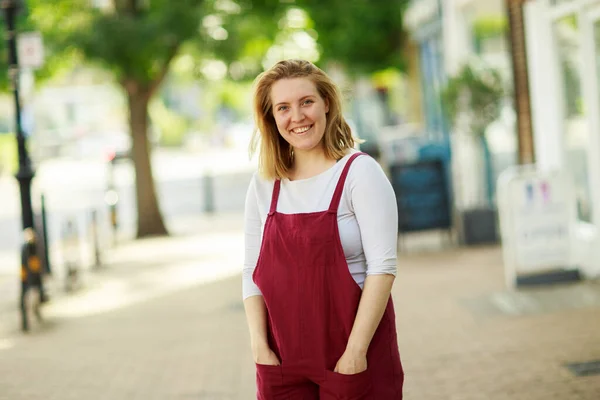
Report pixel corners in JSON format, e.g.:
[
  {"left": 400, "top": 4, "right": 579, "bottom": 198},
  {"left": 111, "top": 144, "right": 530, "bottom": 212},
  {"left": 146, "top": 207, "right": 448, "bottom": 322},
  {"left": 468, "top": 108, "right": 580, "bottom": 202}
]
[{"left": 292, "top": 125, "right": 311, "bottom": 134}]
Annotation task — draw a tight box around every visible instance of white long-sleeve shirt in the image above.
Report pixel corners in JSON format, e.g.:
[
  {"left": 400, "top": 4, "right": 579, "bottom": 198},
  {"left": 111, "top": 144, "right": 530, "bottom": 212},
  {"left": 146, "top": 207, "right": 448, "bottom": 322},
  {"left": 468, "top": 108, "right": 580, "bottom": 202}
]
[{"left": 243, "top": 151, "right": 399, "bottom": 300}]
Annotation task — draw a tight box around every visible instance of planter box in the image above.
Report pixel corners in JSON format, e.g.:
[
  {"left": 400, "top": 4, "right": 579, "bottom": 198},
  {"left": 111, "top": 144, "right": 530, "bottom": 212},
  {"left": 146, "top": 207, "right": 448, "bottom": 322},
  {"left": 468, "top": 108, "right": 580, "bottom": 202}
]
[{"left": 460, "top": 207, "right": 498, "bottom": 245}]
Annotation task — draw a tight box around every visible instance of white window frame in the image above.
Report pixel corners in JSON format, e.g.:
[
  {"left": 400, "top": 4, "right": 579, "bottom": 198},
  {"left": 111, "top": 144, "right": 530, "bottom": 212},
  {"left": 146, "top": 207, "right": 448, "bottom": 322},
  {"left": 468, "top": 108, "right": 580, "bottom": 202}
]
[{"left": 541, "top": 0, "right": 600, "bottom": 227}]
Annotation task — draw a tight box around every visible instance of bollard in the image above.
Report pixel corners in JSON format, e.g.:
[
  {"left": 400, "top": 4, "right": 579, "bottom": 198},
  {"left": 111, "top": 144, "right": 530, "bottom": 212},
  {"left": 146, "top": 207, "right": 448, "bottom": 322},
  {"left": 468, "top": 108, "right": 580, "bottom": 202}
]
[
  {"left": 62, "top": 219, "right": 80, "bottom": 292},
  {"left": 104, "top": 187, "right": 119, "bottom": 246},
  {"left": 40, "top": 194, "right": 52, "bottom": 275},
  {"left": 105, "top": 158, "right": 119, "bottom": 245},
  {"left": 90, "top": 209, "right": 102, "bottom": 269},
  {"left": 107, "top": 197, "right": 118, "bottom": 245},
  {"left": 202, "top": 172, "right": 215, "bottom": 214}
]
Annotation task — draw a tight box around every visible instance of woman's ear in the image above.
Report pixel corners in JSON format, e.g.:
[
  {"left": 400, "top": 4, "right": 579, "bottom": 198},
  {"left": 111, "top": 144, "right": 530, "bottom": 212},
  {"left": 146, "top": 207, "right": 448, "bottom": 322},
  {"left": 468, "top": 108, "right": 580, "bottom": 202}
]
[{"left": 325, "top": 98, "right": 330, "bottom": 114}]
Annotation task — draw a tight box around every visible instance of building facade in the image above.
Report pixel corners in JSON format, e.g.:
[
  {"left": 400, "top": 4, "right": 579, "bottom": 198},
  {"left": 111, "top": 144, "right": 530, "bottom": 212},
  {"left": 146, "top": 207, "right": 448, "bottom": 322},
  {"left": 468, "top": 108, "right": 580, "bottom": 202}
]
[
  {"left": 524, "top": 0, "right": 600, "bottom": 277},
  {"left": 405, "top": 0, "right": 511, "bottom": 213},
  {"left": 404, "top": 0, "right": 449, "bottom": 141},
  {"left": 404, "top": 0, "right": 600, "bottom": 277}
]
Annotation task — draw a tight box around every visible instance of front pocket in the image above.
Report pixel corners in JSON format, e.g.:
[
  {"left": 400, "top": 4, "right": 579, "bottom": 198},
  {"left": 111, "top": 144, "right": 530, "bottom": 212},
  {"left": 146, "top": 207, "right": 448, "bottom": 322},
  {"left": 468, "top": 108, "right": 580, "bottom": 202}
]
[
  {"left": 256, "top": 363, "right": 284, "bottom": 392},
  {"left": 323, "top": 369, "right": 372, "bottom": 399},
  {"left": 256, "top": 363, "right": 283, "bottom": 374}
]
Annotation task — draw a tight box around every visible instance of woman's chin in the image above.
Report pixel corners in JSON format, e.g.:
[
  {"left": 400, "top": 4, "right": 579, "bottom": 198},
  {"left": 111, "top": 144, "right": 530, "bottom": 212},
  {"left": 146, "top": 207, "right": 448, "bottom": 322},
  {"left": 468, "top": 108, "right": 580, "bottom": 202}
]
[{"left": 291, "top": 142, "right": 325, "bottom": 154}]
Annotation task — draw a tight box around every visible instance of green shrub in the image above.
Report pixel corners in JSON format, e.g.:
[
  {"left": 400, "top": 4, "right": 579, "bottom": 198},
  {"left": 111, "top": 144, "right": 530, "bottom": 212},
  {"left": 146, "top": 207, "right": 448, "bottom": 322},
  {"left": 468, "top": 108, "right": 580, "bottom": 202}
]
[{"left": 441, "top": 64, "right": 505, "bottom": 136}]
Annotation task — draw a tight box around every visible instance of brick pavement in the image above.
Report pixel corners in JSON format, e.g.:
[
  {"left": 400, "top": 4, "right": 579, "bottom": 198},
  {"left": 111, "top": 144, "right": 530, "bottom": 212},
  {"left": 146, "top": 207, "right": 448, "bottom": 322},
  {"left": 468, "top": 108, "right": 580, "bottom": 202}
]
[
  {"left": 0, "top": 218, "right": 598, "bottom": 399},
  {"left": 396, "top": 247, "right": 600, "bottom": 400}
]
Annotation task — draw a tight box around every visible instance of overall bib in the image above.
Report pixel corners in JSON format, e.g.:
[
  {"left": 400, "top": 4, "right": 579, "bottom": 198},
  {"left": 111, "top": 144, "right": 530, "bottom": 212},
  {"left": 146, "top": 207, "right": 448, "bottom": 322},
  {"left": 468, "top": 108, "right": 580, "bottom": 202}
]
[{"left": 253, "top": 153, "right": 404, "bottom": 399}]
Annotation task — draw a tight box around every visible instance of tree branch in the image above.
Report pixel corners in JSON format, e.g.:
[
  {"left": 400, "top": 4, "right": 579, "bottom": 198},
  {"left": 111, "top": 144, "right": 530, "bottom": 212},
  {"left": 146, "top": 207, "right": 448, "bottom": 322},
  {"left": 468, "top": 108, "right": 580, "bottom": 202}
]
[
  {"left": 112, "top": 0, "right": 141, "bottom": 16},
  {"left": 129, "top": 0, "right": 140, "bottom": 15},
  {"left": 148, "top": 42, "right": 181, "bottom": 97},
  {"left": 120, "top": 77, "right": 139, "bottom": 96}
]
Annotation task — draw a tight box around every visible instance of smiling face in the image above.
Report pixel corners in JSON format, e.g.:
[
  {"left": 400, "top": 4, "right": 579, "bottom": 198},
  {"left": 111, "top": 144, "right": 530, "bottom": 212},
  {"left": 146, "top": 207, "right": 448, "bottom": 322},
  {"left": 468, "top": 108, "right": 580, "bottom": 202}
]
[{"left": 270, "top": 77, "right": 329, "bottom": 156}]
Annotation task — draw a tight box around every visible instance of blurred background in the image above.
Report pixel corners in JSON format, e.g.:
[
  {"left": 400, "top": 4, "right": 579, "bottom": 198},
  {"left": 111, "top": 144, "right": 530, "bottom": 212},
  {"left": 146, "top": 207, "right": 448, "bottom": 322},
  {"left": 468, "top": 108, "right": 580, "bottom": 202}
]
[{"left": 0, "top": 0, "right": 599, "bottom": 399}]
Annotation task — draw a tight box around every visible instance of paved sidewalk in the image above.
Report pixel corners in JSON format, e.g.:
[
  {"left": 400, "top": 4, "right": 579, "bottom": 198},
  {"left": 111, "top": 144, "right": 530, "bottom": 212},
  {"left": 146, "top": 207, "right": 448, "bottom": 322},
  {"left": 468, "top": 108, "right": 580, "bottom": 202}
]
[
  {"left": 0, "top": 217, "right": 598, "bottom": 399},
  {"left": 0, "top": 213, "right": 245, "bottom": 338}
]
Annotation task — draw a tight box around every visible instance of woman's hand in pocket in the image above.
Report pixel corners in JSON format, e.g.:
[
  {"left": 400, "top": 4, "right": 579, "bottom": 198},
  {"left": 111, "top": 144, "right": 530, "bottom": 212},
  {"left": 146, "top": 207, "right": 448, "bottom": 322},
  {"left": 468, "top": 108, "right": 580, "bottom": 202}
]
[
  {"left": 334, "top": 349, "right": 367, "bottom": 375},
  {"left": 253, "top": 343, "right": 281, "bottom": 366}
]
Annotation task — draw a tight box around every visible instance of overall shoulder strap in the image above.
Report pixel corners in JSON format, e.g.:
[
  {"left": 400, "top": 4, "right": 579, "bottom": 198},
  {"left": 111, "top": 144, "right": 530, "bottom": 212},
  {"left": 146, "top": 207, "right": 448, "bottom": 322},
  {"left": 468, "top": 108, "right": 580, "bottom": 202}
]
[
  {"left": 268, "top": 180, "right": 281, "bottom": 216},
  {"left": 328, "top": 152, "right": 366, "bottom": 213}
]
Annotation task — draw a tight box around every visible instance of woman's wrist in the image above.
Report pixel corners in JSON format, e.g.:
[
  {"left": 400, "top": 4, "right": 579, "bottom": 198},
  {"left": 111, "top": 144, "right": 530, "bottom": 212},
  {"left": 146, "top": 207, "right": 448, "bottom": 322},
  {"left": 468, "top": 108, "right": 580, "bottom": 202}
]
[
  {"left": 251, "top": 338, "right": 270, "bottom": 352},
  {"left": 345, "top": 339, "right": 368, "bottom": 357}
]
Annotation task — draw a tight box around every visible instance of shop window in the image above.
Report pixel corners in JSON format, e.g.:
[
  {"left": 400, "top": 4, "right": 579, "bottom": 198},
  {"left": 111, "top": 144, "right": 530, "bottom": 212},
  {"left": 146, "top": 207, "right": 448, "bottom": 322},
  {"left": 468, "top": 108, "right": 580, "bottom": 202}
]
[
  {"left": 553, "top": 14, "right": 592, "bottom": 222},
  {"left": 419, "top": 36, "right": 447, "bottom": 140}
]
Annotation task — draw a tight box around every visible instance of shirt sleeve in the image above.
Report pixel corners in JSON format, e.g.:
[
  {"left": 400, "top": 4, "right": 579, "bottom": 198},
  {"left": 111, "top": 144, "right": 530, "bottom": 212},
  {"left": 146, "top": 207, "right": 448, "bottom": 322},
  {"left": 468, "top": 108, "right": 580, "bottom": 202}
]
[
  {"left": 349, "top": 156, "right": 398, "bottom": 276},
  {"left": 242, "top": 174, "right": 264, "bottom": 299}
]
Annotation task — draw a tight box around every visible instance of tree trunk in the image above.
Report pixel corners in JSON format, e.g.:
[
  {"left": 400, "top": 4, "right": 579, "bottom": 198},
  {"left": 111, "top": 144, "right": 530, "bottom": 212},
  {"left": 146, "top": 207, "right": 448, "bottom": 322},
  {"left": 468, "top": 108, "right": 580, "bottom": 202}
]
[
  {"left": 506, "top": 0, "right": 535, "bottom": 165},
  {"left": 126, "top": 87, "right": 168, "bottom": 238}
]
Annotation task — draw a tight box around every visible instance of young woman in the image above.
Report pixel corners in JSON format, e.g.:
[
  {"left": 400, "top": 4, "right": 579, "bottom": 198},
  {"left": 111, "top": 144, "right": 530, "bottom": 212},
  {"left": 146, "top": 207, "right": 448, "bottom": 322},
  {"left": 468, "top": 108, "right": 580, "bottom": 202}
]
[{"left": 243, "top": 59, "right": 404, "bottom": 399}]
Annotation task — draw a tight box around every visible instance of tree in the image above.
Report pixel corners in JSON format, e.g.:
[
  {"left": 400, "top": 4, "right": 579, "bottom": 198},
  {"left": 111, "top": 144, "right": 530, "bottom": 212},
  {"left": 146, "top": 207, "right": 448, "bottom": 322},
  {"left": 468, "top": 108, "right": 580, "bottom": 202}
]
[
  {"left": 506, "top": 0, "right": 535, "bottom": 165},
  {"left": 9, "top": 0, "right": 409, "bottom": 239},
  {"left": 442, "top": 64, "right": 505, "bottom": 206},
  {"left": 26, "top": 0, "right": 278, "bottom": 238}
]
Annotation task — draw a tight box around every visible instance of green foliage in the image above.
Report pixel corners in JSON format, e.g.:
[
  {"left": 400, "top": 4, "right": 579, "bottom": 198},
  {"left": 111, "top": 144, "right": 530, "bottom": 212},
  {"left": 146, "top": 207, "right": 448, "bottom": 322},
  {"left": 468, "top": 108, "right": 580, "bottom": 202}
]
[
  {"left": 29, "top": 0, "right": 283, "bottom": 86},
  {"left": 561, "top": 59, "right": 584, "bottom": 117},
  {"left": 216, "top": 79, "right": 252, "bottom": 113},
  {"left": 149, "top": 98, "right": 189, "bottom": 147},
  {"left": 297, "top": 0, "right": 410, "bottom": 74},
  {"left": 441, "top": 64, "right": 505, "bottom": 136},
  {"left": 473, "top": 15, "right": 508, "bottom": 55},
  {"left": 555, "top": 15, "right": 583, "bottom": 118},
  {"left": 224, "top": 0, "right": 411, "bottom": 75},
  {"left": 0, "top": 0, "right": 410, "bottom": 90},
  {"left": 201, "top": 1, "right": 283, "bottom": 80},
  {"left": 28, "top": 0, "right": 207, "bottom": 89},
  {"left": 473, "top": 15, "right": 508, "bottom": 40}
]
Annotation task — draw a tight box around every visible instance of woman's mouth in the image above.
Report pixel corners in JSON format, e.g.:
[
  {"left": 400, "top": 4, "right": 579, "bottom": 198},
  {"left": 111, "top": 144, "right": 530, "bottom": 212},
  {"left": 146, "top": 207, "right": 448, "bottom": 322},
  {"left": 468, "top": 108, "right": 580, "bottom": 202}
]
[{"left": 291, "top": 125, "right": 313, "bottom": 135}]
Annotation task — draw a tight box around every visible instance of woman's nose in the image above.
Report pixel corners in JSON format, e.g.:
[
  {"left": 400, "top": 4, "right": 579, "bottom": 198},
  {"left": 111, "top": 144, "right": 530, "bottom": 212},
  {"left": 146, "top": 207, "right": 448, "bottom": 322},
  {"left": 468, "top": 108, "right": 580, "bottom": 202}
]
[{"left": 291, "top": 106, "right": 304, "bottom": 123}]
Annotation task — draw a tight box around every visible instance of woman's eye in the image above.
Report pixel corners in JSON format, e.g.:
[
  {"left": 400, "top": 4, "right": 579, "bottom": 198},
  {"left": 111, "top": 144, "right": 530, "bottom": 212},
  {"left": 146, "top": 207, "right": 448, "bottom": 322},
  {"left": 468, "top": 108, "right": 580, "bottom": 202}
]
[
  {"left": 303, "top": 100, "right": 314, "bottom": 105},
  {"left": 278, "top": 106, "right": 288, "bottom": 112}
]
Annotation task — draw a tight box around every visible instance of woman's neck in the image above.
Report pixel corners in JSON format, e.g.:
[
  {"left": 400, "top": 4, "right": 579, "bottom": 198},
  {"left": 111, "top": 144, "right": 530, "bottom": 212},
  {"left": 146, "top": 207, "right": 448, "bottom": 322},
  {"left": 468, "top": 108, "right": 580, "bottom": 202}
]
[{"left": 288, "top": 147, "right": 339, "bottom": 181}]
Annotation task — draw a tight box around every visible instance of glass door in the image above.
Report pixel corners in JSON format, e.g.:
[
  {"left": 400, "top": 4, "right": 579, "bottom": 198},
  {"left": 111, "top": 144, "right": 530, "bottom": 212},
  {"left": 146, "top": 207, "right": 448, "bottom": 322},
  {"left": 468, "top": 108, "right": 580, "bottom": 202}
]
[
  {"left": 551, "top": 12, "right": 592, "bottom": 222},
  {"left": 578, "top": 4, "right": 600, "bottom": 226}
]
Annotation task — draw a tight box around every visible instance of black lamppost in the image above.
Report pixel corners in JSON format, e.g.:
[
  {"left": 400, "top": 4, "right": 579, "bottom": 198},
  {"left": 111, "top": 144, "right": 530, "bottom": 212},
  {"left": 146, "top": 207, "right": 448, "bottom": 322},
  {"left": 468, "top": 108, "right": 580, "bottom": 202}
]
[{"left": 1, "top": 0, "right": 35, "bottom": 232}]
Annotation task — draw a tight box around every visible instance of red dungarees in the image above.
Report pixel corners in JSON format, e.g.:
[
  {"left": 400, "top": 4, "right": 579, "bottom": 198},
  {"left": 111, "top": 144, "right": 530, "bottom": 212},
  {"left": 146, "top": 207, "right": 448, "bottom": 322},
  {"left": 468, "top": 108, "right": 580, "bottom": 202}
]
[{"left": 253, "top": 153, "right": 404, "bottom": 399}]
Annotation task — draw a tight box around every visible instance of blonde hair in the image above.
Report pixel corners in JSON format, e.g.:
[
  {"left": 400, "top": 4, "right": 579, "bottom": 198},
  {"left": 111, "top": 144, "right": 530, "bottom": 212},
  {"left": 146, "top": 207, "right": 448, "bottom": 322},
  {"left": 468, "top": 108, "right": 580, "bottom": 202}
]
[{"left": 250, "top": 59, "right": 359, "bottom": 180}]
